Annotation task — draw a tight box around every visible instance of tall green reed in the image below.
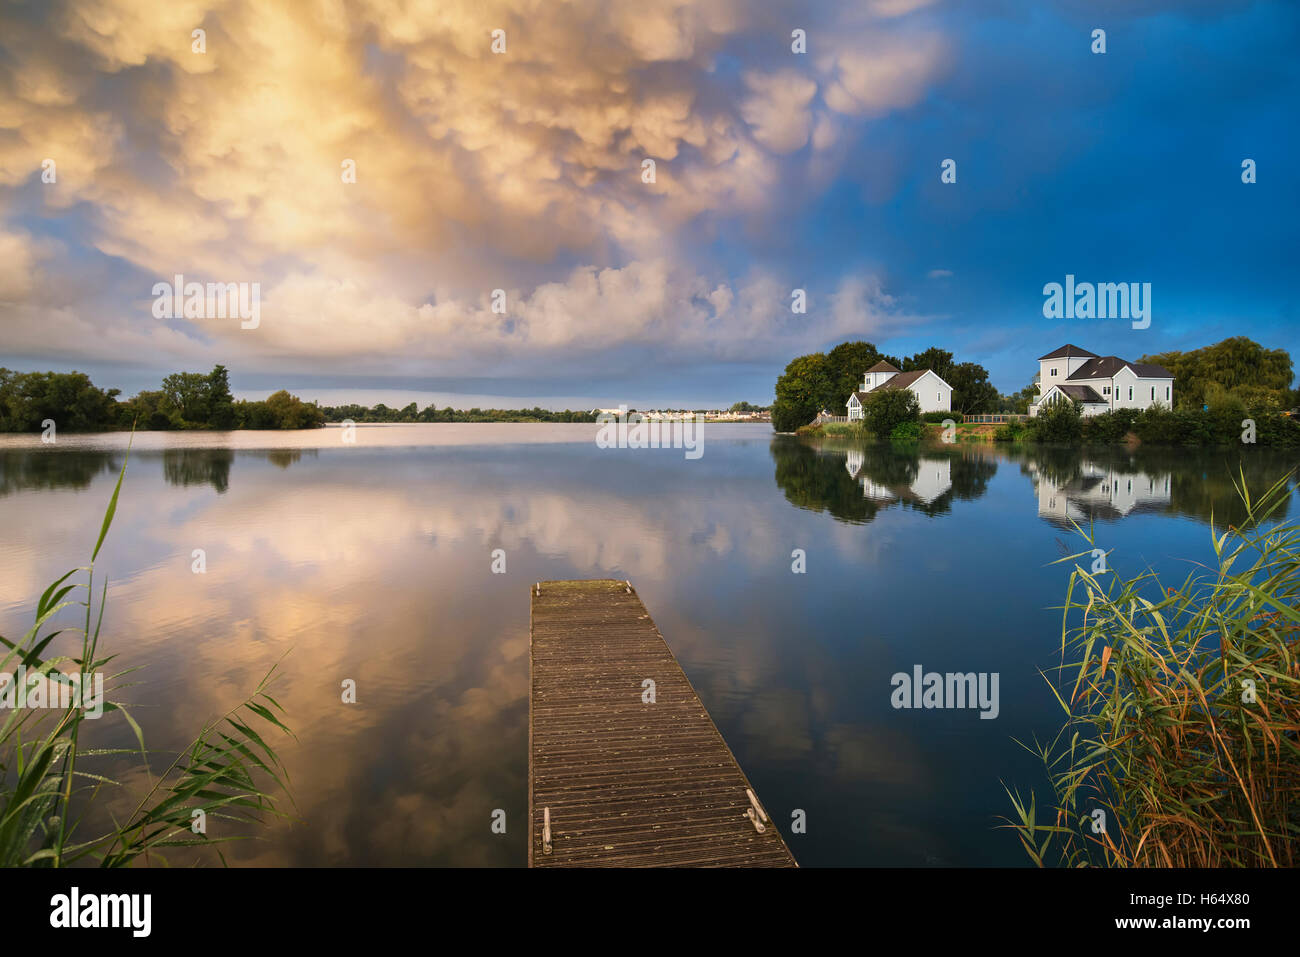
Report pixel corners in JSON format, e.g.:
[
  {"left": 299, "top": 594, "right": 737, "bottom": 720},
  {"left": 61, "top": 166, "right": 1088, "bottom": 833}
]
[
  {"left": 1004, "top": 469, "right": 1299, "bottom": 867},
  {"left": 0, "top": 439, "right": 294, "bottom": 866}
]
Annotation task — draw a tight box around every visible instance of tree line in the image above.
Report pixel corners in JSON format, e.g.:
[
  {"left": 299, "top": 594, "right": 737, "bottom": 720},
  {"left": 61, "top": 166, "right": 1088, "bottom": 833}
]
[
  {"left": 771, "top": 341, "right": 999, "bottom": 432},
  {"left": 0, "top": 365, "right": 325, "bottom": 431}
]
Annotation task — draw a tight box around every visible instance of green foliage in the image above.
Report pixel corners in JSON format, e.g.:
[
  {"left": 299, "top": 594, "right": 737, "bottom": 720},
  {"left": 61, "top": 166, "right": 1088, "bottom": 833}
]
[
  {"left": 1029, "top": 398, "right": 1084, "bottom": 443},
  {"left": 1000, "top": 380, "right": 1041, "bottom": 415},
  {"left": 1140, "top": 336, "right": 1293, "bottom": 411},
  {"left": 1079, "top": 408, "right": 1140, "bottom": 444},
  {"left": 862, "top": 388, "right": 920, "bottom": 439},
  {"left": 993, "top": 420, "right": 1027, "bottom": 442},
  {"left": 1003, "top": 472, "right": 1300, "bottom": 867},
  {"left": 0, "top": 444, "right": 293, "bottom": 866},
  {"left": 0, "top": 369, "right": 120, "bottom": 432},
  {"left": 772, "top": 352, "right": 835, "bottom": 432},
  {"left": 162, "top": 371, "right": 211, "bottom": 425},
  {"left": 826, "top": 341, "right": 895, "bottom": 411},
  {"left": 899, "top": 348, "right": 997, "bottom": 415},
  {"left": 773, "top": 341, "right": 997, "bottom": 432},
  {"left": 889, "top": 420, "right": 923, "bottom": 443},
  {"left": 207, "top": 364, "right": 236, "bottom": 429},
  {"left": 920, "top": 410, "right": 956, "bottom": 423}
]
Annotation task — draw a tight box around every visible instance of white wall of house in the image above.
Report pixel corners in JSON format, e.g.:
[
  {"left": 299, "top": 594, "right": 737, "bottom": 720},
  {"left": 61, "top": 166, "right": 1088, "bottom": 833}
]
[
  {"left": 909, "top": 371, "right": 952, "bottom": 413},
  {"left": 862, "top": 370, "right": 896, "bottom": 391},
  {"left": 1037, "top": 355, "right": 1092, "bottom": 399},
  {"left": 849, "top": 371, "right": 952, "bottom": 416},
  {"left": 1105, "top": 368, "right": 1174, "bottom": 410}
]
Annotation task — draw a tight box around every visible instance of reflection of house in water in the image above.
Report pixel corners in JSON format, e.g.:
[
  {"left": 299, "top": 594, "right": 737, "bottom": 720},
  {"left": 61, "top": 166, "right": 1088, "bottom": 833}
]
[
  {"left": 1027, "top": 461, "right": 1171, "bottom": 524},
  {"left": 846, "top": 454, "right": 953, "bottom": 505}
]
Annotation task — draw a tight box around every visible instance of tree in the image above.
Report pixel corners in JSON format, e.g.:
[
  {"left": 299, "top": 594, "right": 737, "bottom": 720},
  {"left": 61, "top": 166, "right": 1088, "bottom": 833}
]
[
  {"left": 1140, "top": 337, "right": 1292, "bottom": 410},
  {"left": 207, "top": 364, "right": 236, "bottom": 429},
  {"left": 862, "top": 388, "right": 920, "bottom": 439},
  {"left": 901, "top": 347, "right": 954, "bottom": 380},
  {"left": 0, "top": 370, "right": 120, "bottom": 432},
  {"left": 826, "top": 341, "right": 893, "bottom": 414},
  {"left": 1001, "top": 380, "right": 1040, "bottom": 414},
  {"left": 161, "top": 371, "right": 211, "bottom": 426},
  {"left": 947, "top": 362, "right": 999, "bottom": 415},
  {"left": 772, "top": 352, "right": 835, "bottom": 431},
  {"left": 264, "top": 390, "right": 325, "bottom": 429},
  {"left": 1031, "top": 397, "right": 1083, "bottom": 443}
]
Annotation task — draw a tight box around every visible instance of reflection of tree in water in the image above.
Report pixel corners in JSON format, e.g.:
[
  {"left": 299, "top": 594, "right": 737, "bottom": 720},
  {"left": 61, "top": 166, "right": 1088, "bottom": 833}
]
[
  {"left": 770, "top": 438, "right": 997, "bottom": 524},
  {"left": 265, "top": 450, "right": 304, "bottom": 469},
  {"left": 770, "top": 438, "right": 884, "bottom": 525},
  {"left": 160, "top": 448, "right": 313, "bottom": 493},
  {"left": 163, "top": 448, "right": 234, "bottom": 493},
  {"left": 0, "top": 450, "right": 120, "bottom": 495},
  {"left": 1007, "top": 445, "right": 1294, "bottom": 528}
]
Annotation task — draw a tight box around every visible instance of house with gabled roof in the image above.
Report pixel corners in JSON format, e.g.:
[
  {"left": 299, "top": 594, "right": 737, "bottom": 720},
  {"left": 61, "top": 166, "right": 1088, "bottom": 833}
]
[
  {"left": 846, "top": 360, "right": 952, "bottom": 420},
  {"left": 1030, "top": 344, "right": 1174, "bottom": 417}
]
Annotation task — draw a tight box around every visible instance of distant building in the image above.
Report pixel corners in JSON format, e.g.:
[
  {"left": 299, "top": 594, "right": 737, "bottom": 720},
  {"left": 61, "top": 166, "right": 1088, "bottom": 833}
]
[
  {"left": 1030, "top": 344, "right": 1174, "bottom": 417},
  {"left": 847, "top": 360, "right": 953, "bottom": 419}
]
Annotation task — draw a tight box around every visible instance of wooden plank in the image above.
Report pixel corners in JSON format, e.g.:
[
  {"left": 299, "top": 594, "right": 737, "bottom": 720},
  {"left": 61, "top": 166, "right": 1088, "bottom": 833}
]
[{"left": 529, "top": 579, "right": 796, "bottom": 867}]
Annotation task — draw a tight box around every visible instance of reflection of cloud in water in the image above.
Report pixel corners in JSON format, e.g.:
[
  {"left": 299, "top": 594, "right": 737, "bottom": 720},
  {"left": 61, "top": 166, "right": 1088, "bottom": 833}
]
[{"left": 3, "top": 440, "right": 932, "bottom": 865}]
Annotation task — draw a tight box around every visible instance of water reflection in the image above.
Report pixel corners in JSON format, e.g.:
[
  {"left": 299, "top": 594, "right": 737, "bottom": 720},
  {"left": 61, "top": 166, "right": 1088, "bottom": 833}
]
[
  {"left": 1, "top": 429, "right": 1295, "bottom": 867},
  {"left": 0, "top": 450, "right": 120, "bottom": 495},
  {"left": 1025, "top": 459, "right": 1170, "bottom": 526},
  {"left": 771, "top": 439, "right": 997, "bottom": 523},
  {"left": 776, "top": 438, "right": 1296, "bottom": 529},
  {"left": 162, "top": 448, "right": 235, "bottom": 493}
]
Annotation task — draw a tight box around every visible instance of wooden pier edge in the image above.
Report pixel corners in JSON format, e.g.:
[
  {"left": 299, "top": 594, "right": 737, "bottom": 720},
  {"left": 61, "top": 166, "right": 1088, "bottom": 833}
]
[{"left": 528, "top": 579, "right": 797, "bottom": 867}]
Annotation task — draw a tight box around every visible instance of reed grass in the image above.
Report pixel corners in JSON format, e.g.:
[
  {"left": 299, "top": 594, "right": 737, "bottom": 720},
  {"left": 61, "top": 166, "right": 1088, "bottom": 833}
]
[
  {"left": 0, "top": 439, "right": 294, "bottom": 866},
  {"left": 1004, "top": 469, "right": 1300, "bottom": 867}
]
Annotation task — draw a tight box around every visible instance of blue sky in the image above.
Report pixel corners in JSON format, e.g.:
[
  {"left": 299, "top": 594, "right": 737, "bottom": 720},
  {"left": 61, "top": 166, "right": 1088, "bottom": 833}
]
[{"left": 1, "top": 0, "right": 1296, "bottom": 408}]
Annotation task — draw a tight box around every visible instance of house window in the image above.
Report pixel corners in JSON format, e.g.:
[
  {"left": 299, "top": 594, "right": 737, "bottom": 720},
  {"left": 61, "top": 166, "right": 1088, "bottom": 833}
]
[
  {"left": 1102, "top": 386, "right": 1110, "bottom": 396},
  {"left": 1166, "top": 386, "right": 1170, "bottom": 400},
  {"left": 936, "top": 392, "right": 941, "bottom": 403},
  {"left": 1151, "top": 387, "right": 1155, "bottom": 400},
  {"left": 1050, "top": 368, "right": 1058, "bottom": 377},
  {"left": 1128, "top": 386, "right": 1133, "bottom": 400}
]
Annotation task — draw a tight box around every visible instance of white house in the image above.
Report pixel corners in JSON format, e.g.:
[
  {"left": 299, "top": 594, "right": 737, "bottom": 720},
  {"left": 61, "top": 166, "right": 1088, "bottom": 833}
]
[
  {"left": 1030, "top": 344, "right": 1174, "bottom": 417},
  {"left": 846, "top": 361, "right": 952, "bottom": 419}
]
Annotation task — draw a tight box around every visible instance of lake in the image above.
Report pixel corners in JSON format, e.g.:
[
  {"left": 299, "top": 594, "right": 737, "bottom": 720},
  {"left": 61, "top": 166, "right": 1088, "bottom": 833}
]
[{"left": 1, "top": 424, "right": 1295, "bottom": 866}]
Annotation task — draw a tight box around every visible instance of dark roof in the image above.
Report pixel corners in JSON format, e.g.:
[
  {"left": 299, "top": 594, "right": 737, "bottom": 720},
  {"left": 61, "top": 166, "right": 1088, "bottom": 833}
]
[
  {"left": 1047, "top": 384, "right": 1106, "bottom": 403},
  {"left": 1130, "top": 362, "right": 1173, "bottom": 378},
  {"left": 850, "top": 391, "right": 871, "bottom": 403},
  {"left": 869, "top": 369, "right": 929, "bottom": 392},
  {"left": 1038, "top": 344, "right": 1098, "bottom": 361},
  {"left": 866, "top": 360, "right": 901, "bottom": 374},
  {"left": 1068, "top": 357, "right": 1174, "bottom": 381}
]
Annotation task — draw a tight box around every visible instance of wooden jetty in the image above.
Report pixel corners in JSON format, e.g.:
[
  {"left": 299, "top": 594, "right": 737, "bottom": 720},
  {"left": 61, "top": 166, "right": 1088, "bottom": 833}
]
[{"left": 528, "top": 579, "right": 796, "bottom": 867}]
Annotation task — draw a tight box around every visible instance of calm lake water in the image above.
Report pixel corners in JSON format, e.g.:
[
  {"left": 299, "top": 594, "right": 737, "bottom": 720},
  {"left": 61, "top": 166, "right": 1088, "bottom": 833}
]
[{"left": 1, "top": 424, "right": 1296, "bottom": 866}]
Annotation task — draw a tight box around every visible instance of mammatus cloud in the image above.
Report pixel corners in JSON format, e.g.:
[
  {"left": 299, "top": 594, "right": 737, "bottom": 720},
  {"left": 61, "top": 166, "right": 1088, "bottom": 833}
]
[{"left": 0, "top": 0, "right": 949, "bottom": 375}]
